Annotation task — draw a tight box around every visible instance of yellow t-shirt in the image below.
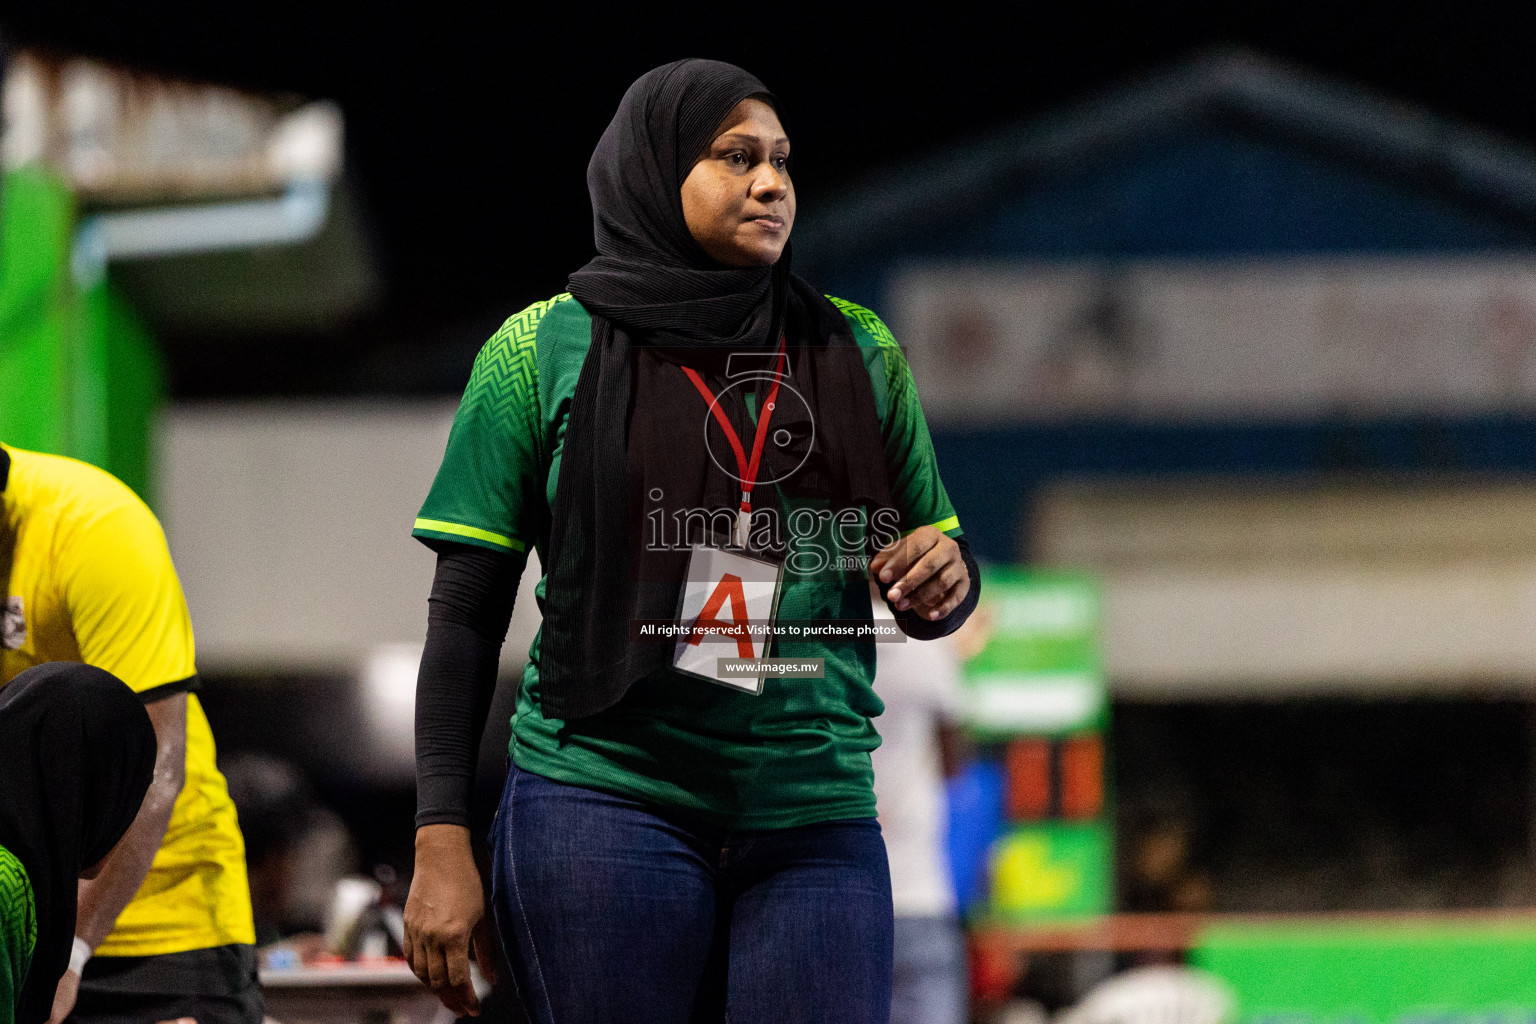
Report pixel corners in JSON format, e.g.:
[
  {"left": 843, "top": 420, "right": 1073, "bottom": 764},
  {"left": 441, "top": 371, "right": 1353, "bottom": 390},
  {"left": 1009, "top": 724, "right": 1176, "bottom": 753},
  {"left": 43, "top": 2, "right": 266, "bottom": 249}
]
[{"left": 0, "top": 445, "right": 255, "bottom": 956}]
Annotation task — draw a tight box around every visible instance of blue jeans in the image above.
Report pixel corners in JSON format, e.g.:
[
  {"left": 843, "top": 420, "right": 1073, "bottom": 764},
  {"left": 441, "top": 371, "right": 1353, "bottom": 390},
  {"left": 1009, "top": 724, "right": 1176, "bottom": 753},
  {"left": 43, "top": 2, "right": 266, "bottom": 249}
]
[{"left": 489, "top": 764, "right": 894, "bottom": 1024}]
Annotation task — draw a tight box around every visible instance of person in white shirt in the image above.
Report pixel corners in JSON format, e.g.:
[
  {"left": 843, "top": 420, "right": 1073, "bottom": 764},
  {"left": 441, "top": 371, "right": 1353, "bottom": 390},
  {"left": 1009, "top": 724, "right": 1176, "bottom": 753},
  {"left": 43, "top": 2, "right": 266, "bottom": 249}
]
[{"left": 872, "top": 624, "right": 969, "bottom": 1024}]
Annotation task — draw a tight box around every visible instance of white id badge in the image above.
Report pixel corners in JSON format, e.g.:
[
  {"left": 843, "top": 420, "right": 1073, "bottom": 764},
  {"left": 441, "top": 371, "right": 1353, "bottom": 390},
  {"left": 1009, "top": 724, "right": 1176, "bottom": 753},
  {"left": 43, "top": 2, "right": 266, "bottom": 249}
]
[{"left": 672, "top": 543, "right": 784, "bottom": 694}]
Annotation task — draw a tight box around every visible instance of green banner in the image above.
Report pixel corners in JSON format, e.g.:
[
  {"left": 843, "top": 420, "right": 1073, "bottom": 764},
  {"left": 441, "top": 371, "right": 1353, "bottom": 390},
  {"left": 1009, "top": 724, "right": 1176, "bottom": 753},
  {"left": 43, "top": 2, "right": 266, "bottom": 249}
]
[
  {"left": 1192, "top": 919, "right": 1536, "bottom": 1023},
  {"left": 962, "top": 569, "right": 1105, "bottom": 739},
  {"left": 961, "top": 570, "right": 1115, "bottom": 920},
  {"left": 0, "top": 167, "right": 163, "bottom": 499}
]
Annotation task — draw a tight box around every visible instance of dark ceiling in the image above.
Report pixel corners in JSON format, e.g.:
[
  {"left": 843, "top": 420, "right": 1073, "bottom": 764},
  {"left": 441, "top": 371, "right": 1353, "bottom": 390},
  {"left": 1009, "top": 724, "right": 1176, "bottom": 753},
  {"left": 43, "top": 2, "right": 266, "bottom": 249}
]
[{"left": 7, "top": 1, "right": 1535, "bottom": 396}]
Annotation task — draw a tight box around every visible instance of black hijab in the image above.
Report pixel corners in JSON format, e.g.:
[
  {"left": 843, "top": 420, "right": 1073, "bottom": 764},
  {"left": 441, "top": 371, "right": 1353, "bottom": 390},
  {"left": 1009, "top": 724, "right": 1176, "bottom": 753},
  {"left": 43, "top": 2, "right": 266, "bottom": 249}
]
[
  {"left": 568, "top": 59, "right": 791, "bottom": 347},
  {"left": 543, "top": 59, "right": 891, "bottom": 720},
  {"left": 0, "top": 663, "right": 156, "bottom": 1024}
]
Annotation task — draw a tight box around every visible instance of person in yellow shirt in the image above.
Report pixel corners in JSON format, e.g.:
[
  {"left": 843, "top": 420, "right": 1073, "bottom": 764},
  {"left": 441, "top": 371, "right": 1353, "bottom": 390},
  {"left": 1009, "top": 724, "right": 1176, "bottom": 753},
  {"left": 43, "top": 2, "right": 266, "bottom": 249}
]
[{"left": 0, "top": 445, "right": 259, "bottom": 1024}]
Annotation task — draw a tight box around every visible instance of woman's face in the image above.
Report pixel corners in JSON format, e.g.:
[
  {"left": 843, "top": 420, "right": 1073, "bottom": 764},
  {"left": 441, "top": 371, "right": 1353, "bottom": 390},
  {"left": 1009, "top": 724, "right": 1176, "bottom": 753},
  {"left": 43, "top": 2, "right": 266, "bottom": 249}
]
[{"left": 681, "top": 98, "right": 795, "bottom": 267}]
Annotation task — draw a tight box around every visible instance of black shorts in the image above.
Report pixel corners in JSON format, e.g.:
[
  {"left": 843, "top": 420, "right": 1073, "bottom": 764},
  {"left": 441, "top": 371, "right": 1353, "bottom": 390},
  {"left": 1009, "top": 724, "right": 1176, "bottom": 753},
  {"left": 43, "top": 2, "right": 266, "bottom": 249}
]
[{"left": 69, "top": 943, "right": 263, "bottom": 1024}]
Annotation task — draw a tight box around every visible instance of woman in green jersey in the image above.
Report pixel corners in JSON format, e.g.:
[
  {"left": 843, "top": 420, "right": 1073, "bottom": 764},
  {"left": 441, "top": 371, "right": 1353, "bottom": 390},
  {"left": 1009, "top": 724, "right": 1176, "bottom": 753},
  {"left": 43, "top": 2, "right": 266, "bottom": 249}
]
[{"left": 403, "top": 59, "right": 978, "bottom": 1023}]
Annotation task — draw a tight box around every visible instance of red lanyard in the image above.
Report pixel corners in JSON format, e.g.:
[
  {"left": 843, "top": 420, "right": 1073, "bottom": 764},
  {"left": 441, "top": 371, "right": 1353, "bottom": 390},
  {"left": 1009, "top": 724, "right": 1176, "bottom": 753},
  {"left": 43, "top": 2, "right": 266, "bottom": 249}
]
[{"left": 682, "top": 337, "right": 788, "bottom": 541}]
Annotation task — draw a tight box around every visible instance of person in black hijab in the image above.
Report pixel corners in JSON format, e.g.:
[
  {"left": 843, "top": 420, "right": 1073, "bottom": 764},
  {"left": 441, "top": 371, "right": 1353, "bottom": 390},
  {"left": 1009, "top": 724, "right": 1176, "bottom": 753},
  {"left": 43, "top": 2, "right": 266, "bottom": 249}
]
[
  {"left": 405, "top": 58, "right": 977, "bottom": 1023},
  {"left": 539, "top": 62, "right": 925, "bottom": 720},
  {"left": 0, "top": 663, "right": 157, "bottom": 1024}
]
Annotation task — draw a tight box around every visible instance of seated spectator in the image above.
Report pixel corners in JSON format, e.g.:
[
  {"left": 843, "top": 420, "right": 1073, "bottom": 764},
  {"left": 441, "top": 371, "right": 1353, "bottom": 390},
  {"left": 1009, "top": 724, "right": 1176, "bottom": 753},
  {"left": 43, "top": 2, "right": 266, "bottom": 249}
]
[{"left": 0, "top": 663, "right": 156, "bottom": 1024}]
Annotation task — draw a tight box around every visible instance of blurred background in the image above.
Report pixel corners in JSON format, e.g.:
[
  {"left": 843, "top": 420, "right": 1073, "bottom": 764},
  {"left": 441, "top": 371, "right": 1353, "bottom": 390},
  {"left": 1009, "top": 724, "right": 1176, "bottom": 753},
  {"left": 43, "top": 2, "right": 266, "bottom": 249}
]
[{"left": 7, "top": 3, "right": 1536, "bottom": 1021}]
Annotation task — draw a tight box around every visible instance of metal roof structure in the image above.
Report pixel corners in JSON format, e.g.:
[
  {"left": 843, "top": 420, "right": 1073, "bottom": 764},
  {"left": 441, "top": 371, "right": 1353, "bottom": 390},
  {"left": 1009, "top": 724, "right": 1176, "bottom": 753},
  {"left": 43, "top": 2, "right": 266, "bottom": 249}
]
[{"left": 796, "top": 48, "right": 1536, "bottom": 275}]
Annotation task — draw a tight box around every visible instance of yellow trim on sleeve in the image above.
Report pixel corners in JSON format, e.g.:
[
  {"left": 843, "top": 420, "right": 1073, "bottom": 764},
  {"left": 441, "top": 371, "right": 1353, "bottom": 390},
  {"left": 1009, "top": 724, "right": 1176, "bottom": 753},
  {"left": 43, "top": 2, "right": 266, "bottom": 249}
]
[
  {"left": 413, "top": 518, "right": 526, "bottom": 552},
  {"left": 904, "top": 515, "right": 961, "bottom": 536}
]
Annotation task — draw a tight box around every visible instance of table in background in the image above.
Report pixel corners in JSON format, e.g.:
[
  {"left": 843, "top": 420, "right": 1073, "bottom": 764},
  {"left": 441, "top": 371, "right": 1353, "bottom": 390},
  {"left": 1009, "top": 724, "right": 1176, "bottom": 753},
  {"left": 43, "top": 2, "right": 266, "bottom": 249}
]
[{"left": 260, "top": 962, "right": 445, "bottom": 1024}]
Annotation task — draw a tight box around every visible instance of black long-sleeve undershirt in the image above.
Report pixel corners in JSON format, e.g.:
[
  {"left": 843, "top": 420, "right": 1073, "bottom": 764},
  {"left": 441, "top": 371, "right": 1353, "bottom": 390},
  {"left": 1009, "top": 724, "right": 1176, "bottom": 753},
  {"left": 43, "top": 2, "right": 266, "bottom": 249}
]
[
  {"left": 413, "top": 544, "right": 519, "bottom": 829},
  {"left": 413, "top": 534, "right": 980, "bottom": 829}
]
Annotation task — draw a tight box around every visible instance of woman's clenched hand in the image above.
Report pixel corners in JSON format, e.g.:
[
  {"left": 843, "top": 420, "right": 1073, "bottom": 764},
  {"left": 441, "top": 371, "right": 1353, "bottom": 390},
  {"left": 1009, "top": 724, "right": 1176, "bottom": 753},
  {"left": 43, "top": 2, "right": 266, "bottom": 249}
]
[
  {"left": 403, "top": 824, "right": 498, "bottom": 1017},
  {"left": 870, "top": 526, "right": 969, "bottom": 622}
]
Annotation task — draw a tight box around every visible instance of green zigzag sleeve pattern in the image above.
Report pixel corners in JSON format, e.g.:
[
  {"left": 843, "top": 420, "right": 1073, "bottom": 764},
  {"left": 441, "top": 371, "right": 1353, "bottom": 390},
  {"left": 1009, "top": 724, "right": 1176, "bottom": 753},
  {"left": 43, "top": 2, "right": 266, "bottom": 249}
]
[
  {"left": 0, "top": 843, "right": 36, "bottom": 1023},
  {"left": 459, "top": 294, "right": 563, "bottom": 455},
  {"left": 826, "top": 295, "right": 961, "bottom": 538},
  {"left": 827, "top": 294, "right": 909, "bottom": 422},
  {"left": 0, "top": 846, "right": 33, "bottom": 956},
  {"left": 413, "top": 294, "right": 569, "bottom": 555}
]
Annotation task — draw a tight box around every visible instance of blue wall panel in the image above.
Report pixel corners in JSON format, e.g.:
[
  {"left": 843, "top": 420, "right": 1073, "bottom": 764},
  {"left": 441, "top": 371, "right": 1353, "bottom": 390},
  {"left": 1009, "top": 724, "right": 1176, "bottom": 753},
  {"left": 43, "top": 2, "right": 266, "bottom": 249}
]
[{"left": 816, "top": 126, "right": 1536, "bottom": 309}]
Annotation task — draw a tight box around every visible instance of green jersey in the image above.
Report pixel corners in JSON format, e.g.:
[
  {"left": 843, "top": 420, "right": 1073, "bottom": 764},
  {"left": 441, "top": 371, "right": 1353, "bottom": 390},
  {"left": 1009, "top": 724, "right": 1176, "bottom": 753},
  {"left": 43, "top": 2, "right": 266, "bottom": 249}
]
[
  {"left": 0, "top": 844, "right": 34, "bottom": 1024},
  {"left": 414, "top": 294, "right": 961, "bottom": 828}
]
